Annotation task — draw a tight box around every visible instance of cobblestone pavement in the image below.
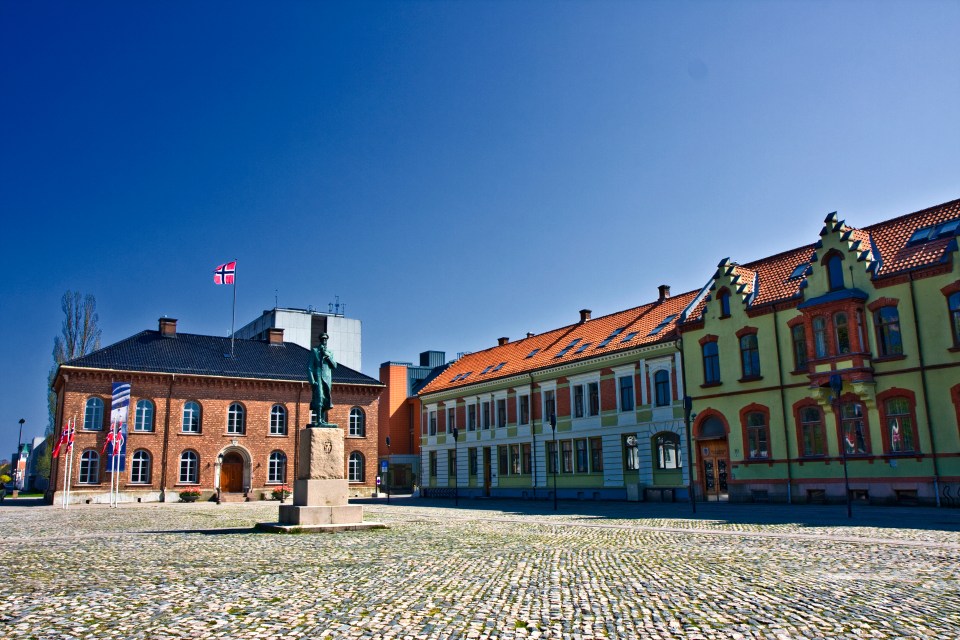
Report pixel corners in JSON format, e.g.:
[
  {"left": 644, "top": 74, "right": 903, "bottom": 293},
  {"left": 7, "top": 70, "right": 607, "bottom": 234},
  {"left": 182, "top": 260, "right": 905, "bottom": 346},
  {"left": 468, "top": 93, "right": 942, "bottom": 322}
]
[{"left": 1, "top": 497, "right": 959, "bottom": 639}]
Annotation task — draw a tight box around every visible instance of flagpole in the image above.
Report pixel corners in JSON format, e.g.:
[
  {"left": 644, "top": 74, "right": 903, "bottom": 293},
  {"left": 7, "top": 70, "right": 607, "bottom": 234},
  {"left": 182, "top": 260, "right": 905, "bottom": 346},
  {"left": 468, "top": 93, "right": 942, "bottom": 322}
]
[
  {"left": 230, "top": 261, "right": 237, "bottom": 358},
  {"left": 61, "top": 420, "right": 69, "bottom": 509},
  {"left": 111, "top": 421, "right": 117, "bottom": 508},
  {"left": 64, "top": 417, "right": 75, "bottom": 509}
]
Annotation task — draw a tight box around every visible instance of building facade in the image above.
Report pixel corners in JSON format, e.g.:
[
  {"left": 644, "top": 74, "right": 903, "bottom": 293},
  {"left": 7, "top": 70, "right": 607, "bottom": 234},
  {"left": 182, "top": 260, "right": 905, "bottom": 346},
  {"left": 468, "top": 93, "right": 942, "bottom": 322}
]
[
  {"left": 49, "top": 318, "right": 383, "bottom": 504},
  {"left": 378, "top": 351, "right": 449, "bottom": 491},
  {"left": 678, "top": 199, "right": 960, "bottom": 505},
  {"left": 235, "top": 307, "right": 362, "bottom": 372},
  {"left": 418, "top": 290, "right": 697, "bottom": 502}
]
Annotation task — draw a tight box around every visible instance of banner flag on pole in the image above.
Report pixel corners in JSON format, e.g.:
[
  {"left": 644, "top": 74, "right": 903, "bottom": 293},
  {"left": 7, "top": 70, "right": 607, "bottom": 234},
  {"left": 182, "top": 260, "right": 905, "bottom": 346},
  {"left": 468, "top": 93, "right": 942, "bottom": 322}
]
[
  {"left": 214, "top": 261, "right": 236, "bottom": 285},
  {"left": 109, "top": 382, "right": 130, "bottom": 472},
  {"left": 52, "top": 419, "right": 72, "bottom": 458}
]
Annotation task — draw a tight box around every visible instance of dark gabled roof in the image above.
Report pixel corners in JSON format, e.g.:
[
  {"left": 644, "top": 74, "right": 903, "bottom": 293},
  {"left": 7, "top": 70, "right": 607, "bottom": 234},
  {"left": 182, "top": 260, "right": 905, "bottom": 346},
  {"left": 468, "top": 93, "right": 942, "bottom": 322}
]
[{"left": 62, "top": 330, "right": 383, "bottom": 386}]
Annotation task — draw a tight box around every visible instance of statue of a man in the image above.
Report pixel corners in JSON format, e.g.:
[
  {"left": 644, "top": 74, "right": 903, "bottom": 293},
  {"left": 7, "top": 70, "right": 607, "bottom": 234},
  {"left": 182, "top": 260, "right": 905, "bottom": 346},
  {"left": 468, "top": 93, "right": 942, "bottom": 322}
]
[{"left": 308, "top": 332, "right": 337, "bottom": 426}]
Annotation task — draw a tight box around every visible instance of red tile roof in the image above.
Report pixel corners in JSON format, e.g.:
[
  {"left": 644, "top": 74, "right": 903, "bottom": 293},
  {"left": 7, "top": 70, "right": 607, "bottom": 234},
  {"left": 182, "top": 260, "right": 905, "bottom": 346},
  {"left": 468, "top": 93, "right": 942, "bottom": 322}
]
[
  {"left": 683, "top": 197, "right": 960, "bottom": 322},
  {"left": 418, "top": 290, "right": 699, "bottom": 396}
]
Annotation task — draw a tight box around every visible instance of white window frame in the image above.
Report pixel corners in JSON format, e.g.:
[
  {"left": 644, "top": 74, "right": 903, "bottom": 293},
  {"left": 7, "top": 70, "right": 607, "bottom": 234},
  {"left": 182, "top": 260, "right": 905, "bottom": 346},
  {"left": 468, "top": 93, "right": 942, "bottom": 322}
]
[
  {"left": 182, "top": 401, "right": 201, "bottom": 433},
  {"left": 540, "top": 381, "right": 558, "bottom": 425},
  {"left": 567, "top": 372, "right": 600, "bottom": 421},
  {"left": 130, "top": 450, "right": 151, "bottom": 484},
  {"left": 270, "top": 404, "right": 287, "bottom": 435},
  {"left": 134, "top": 399, "right": 154, "bottom": 432}
]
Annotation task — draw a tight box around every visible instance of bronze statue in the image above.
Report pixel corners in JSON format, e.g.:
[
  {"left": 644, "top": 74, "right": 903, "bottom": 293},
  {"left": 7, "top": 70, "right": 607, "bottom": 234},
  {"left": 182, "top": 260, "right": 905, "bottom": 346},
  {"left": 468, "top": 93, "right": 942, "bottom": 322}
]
[{"left": 308, "top": 333, "right": 337, "bottom": 426}]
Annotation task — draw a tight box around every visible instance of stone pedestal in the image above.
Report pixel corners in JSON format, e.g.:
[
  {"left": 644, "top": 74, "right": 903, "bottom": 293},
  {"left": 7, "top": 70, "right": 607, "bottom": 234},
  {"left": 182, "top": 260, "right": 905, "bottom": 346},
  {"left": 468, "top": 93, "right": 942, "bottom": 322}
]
[{"left": 258, "top": 426, "right": 385, "bottom": 534}]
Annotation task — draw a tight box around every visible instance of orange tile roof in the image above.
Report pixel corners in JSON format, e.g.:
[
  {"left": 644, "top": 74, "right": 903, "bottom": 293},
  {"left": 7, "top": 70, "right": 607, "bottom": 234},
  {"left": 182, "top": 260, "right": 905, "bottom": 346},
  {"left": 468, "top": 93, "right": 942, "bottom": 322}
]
[
  {"left": 683, "top": 198, "right": 960, "bottom": 322},
  {"left": 418, "top": 290, "right": 699, "bottom": 396}
]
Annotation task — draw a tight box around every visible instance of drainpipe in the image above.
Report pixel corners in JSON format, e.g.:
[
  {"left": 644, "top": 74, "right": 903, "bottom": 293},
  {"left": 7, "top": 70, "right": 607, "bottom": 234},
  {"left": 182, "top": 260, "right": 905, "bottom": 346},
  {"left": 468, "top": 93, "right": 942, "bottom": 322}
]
[
  {"left": 908, "top": 273, "right": 941, "bottom": 507},
  {"left": 772, "top": 308, "right": 793, "bottom": 504},
  {"left": 529, "top": 372, "right": 536, "bottom": 500},
  {"left": 159, "top": 374, "right": 175, "bottom": 502},
  {"left": 51, "top": 373, "right": 68, "bottom": 501}
]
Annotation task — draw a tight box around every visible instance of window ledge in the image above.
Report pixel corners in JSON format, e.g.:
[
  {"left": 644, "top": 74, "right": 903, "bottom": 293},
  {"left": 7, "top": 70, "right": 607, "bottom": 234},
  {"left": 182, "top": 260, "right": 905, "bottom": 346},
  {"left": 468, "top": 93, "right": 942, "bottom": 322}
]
[
  {"left": 700, "top": 381, "right": 722, "bottom": 388},
  {"left": 949, "top": 346, "right": 960, "bottom": 353},
  {"left": 873, "top": 354, "right": 906, "bottom": 362},
  {"left": 346, "top": 435, "right": 367, "bottom": 439},
  {"left": 738, "top": 376, "right": 763, "bottom": 383},
  {"left": 790, "top": 369, "right": 808, "bottom": 376},
  {"left": 180, "top": 431, "right": 202, "bottom": 435},
  {"left": 267, "top": 433, "right": 288, "bottom": 437},
  {"left": 223, "top": 433, "right": 247, "bottom": 437}
]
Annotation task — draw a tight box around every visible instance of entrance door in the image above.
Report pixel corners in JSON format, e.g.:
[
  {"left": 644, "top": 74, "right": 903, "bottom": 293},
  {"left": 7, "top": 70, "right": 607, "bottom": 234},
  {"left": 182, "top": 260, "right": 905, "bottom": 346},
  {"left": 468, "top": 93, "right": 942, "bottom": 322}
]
[
  {"left": 699, "top": 440, "right": 729, "bottom": 501},
  {"left": 220, "top": 453, "right": 244, "bottom": 493},
  {"left": 482, "top": 447, "right": 492, "bottom": 497}
]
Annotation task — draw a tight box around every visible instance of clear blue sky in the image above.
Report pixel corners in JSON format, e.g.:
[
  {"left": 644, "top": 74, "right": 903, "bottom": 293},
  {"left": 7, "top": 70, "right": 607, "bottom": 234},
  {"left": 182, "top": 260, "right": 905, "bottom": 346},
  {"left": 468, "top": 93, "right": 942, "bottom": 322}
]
[{"left": 2, "top": 1, "right": 958, "bottom": 457}]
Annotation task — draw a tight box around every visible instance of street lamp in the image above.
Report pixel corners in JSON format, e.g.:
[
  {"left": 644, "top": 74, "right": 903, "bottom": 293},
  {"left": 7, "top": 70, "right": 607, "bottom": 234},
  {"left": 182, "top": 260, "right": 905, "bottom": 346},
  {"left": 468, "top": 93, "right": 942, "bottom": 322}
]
[
  {"left": 829, "top": 374, "right": 852, "bottom": 518},
  {"left": 549, "top": 413, "right": 557, "bottom": 511},
  {"left": 683, "top": 397, "right": 696, "bottom": 514},
  {"left": 385, "top": 436, "right": 391, "bottom": 505},
  {"left": 451, "top": 428, "right": 459, "bottom": 506},
  {"left": 215, "top": 453, "right": 224, "bottom": 505}
]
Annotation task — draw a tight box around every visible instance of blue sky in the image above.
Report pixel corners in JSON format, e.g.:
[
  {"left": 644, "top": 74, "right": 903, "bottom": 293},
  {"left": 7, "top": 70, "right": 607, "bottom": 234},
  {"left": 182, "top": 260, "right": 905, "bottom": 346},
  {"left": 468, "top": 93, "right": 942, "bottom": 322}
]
[{"left": 2, "top": 1, "right": 958, "bottom": 458}]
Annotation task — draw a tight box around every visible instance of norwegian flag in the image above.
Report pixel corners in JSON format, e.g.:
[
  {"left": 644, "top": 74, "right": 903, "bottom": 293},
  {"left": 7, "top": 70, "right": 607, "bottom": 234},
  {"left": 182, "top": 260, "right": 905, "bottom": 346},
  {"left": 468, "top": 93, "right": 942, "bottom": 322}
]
[
  {"left": 52, "top": 419, "right": 73, "bottom": 458},
  {"left": 214, "top": 261, "right": 236, "bottom": 285},
  {"left": 102, "top": 421, "right": 125, "bottom": 455}
]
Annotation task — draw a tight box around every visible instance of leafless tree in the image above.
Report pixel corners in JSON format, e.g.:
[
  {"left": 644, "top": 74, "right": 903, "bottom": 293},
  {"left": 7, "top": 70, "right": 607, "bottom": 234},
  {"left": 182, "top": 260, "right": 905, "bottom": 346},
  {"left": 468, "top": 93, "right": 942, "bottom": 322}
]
[{"left": 47, "top": 291, "right": 102, "bottom": 434}]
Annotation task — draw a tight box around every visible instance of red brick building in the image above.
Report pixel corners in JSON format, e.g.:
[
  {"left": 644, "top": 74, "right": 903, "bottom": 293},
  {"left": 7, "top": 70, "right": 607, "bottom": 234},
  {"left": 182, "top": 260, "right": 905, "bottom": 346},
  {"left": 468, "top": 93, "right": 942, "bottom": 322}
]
[{"left": 49, "top": 318, "right": 383, "bottom": 504}]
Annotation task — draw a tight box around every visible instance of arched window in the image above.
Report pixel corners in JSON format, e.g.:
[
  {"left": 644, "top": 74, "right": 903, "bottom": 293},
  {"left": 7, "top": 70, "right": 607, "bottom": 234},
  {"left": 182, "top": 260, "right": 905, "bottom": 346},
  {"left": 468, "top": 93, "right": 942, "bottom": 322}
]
[
  {"left": 702, "top": 341, "right": 720, "bottom": 384},
  {"left": 130, "top": 450, "right": 151, "bottom": 484},
  {"left": 268, "top": 451, "right": 287, "bottom": 483},
  {"left": 348, "top": 452, "right": 364, "bottom": 483},
  {"left": 791, "top": 324, "right": 808, "bottom": 370},
  {"left": 834, "top": 313, "right": 850, "bottom": 354},
  {"left": 799, "top": 406, "right": 826, "bottom": 457},
  {"left": 827, "top": 254, "right": 845, "bottom": 290},
  {"left": 950, "top": 292, "right": 960, "bottom": 347},
  {"left": 653, "top": 432, "right": 681, "bottom": 469},
  {"left": 654, "top": 370, "right": 671, "bottom": 406},
  {"left": 874, "top": 306, "right": 903, "bottom": 356},
  {"left": 739, "top": 334, "right": 761, "bottom": 378},
  {"left": 813, "top": 317, "right": 828, "bottom": 358},
  {"left": 841, "top": 402, "right": 869, "bottom": 455},
  {"left": 84, "top": 397, "right": 104, "bottom": 431},
  {"left": 745, "top": 411, "right": 769, "bottom": 459},
  {"left": 182, "top": 401, "right": 201, "bottom": 433},
  {"left": 884, "top": 397, "right": 915, "bottom": 453},
  {"left": 719, "top": 290, "right": 731, "bottom": 317},
  {"left": 134, "top": 399, "right": 155, "bottom": 432},
  {"left": 179, "top": 450, "right": 199, "bottom": 484},
  {"left": 227, "top": 403, "right": 246, "bottom": 435},
  {"left": 349, "top": 407, "right": 366, "bottom": 437},
  {"left": 270, "top": 405, "right": 287, "bottom": 435},
  {"left": 79, "top": 450, "right": 100, "bottom": 484}
]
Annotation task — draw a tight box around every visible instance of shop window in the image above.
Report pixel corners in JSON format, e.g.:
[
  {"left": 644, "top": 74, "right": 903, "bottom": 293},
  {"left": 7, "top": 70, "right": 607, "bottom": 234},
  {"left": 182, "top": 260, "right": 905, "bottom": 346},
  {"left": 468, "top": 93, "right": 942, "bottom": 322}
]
[{"left": 654, "top": 432, "right": 681, "bottom": 469}]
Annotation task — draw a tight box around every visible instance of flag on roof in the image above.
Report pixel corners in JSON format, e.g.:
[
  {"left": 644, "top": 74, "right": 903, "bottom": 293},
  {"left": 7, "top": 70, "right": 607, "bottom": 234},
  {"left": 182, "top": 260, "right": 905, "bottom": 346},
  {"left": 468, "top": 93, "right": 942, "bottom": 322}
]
[{"left": 214, "top": 261, "right": 236, "bottom": 285}]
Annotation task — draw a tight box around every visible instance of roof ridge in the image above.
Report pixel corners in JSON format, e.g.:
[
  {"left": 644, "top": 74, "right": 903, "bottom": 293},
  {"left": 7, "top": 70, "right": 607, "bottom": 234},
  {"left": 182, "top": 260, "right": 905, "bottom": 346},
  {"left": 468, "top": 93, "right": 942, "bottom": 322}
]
[{"left": 862, "top": 197, "right": 960, "bottom": 232}]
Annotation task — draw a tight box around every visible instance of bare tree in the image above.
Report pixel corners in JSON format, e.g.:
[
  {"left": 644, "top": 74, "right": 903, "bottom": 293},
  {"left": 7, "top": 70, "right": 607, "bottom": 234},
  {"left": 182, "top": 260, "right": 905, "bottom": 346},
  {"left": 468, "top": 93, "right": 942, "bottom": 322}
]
[{"left": 47, "top": 291, "right": 102, "bottom": 434}]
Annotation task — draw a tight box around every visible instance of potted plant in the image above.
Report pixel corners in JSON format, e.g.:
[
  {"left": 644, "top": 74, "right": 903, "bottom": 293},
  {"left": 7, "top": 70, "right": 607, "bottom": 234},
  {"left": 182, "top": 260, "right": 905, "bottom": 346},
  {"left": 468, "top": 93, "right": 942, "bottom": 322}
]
[
  {"left": 179, "top": 488, "right": 202, "bottom": 502},
  {"left": 271, "top": 484, "right": 291, "bottom": 501}
]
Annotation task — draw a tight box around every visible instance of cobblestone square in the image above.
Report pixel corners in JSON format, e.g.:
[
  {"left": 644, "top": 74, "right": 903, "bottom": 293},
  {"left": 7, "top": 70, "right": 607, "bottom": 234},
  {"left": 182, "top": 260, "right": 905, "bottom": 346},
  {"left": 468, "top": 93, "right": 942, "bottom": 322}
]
[{"left": 1, "top": 499, "right": 958, "bottom": 639}]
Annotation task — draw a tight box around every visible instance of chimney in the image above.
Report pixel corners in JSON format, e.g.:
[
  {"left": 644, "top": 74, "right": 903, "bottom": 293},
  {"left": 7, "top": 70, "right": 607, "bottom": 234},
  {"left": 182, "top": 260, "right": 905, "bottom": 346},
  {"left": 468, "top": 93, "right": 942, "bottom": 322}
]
[
  {"left": 498, "top": 337, "right": 509, "bottom": 346},
  {"left": 658, "top": 285, "right": 671, "bottom": 302},
  {"left": 579, "top": 309, "right": 592, "bottom": 323},
  {"left": 158, "top": 317, "right": 178, "bottom": 337},
  {"left": 266, "top": 327, "right": 285, "bottom": 345},
  {"left": 526, "top": 332, "right": 535, "bottom": 339}
]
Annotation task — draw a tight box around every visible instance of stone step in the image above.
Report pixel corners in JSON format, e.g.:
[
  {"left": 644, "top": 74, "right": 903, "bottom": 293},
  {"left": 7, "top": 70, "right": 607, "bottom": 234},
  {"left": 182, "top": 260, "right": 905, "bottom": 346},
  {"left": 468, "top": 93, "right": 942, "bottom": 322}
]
[{"left": 219, "top": 492, "right": 247, "bottom": 503}]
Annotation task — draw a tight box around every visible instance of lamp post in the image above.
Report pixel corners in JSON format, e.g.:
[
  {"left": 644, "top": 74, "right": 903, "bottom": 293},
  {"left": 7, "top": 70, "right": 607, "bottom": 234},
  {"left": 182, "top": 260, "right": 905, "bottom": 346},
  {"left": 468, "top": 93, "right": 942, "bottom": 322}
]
[
  {"left": 549, "top": 413, "right": 557, "bottom": 511},
  {"left": 385, "top": 436, "right": 391, "bottom": 505},
  {"left": 451, "top": 428, "right": 459, "bottom": 506},
  {"left": 215, "top": 453, "right": 224, "bottom": 505},
  {"left": 829, "top": 374, "right": 852, "bottom": 518},
  {"left": 683, "top": 397, "right": 696, "bottom": 514}
]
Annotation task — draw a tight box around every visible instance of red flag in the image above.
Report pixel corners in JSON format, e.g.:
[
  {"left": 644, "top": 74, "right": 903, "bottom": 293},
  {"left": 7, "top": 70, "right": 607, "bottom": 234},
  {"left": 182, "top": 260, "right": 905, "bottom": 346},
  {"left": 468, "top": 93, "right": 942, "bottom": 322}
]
[
  {"left": 214, "top": 261, "right": 236, "bottom": 285},
  {"left": 52, "top": 420, "right": 70, "bottom": 458},
  {"left": 102, "top": 421, "right": 119, "bottom": 454}
]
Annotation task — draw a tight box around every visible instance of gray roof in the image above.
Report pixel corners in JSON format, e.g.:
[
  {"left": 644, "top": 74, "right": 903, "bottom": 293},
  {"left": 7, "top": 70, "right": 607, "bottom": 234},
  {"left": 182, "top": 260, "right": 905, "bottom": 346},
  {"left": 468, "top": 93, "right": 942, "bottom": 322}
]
[{"left": 62, "top": 330, "right": 382, "bottom": 386}]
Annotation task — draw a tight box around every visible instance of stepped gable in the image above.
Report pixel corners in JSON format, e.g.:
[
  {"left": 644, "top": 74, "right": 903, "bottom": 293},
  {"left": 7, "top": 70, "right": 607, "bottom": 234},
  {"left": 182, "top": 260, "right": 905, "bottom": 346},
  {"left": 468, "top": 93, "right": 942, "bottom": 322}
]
[
  {"left": 62, "top": 330, "right": 382, "bottom": 386},
  {"left": 683, "top": 197, "right": 960, "bottom": 324},
  {"left": 418, "top": 289, "right": 699, "bottom": 396}
]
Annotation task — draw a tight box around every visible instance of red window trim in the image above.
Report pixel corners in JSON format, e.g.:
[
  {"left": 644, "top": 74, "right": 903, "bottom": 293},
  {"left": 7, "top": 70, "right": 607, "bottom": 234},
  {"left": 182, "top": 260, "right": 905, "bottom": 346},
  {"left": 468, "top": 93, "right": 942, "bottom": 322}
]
[
  {"left": 876, "top": 388, "right": 920, "bottom": 455},
  {"left": 699, "top": 333, "right": 719, "bottom": 346},
  {"left": 735, "top": 326, "right": 759, "bottom": 339},
  {"left": 693, "top": 409, "right": 730, "bottom": 440},
  {"left": 867, "top": 297, "right": 900, "bottom": 313},
  {"left": 739, "top": 403, "right": 771, "bottom": 460}
]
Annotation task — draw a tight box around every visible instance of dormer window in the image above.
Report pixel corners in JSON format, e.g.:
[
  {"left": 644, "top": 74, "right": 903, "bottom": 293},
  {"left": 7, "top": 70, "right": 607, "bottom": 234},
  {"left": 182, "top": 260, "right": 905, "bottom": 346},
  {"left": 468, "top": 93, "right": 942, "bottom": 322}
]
[{"left": 827, "top": 254, "right": 845, "bottom": 291}]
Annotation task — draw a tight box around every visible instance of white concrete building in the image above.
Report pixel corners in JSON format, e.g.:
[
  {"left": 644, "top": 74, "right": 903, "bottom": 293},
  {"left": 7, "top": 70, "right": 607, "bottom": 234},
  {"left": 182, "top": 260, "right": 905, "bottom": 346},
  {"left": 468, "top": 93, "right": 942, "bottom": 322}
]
[{"left": 235, "top": 307, "right": 362, "bottom": 372}]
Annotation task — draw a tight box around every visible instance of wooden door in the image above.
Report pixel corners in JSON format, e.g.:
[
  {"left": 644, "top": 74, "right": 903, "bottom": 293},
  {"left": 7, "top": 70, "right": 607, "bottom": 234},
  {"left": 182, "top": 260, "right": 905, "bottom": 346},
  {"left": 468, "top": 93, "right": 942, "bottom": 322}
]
[
  {"left": 700, "top": 440, "right": 729, "bottom": 501},
  {"left": 220, "top": 453, "right": 244, "bottom": 493}
]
